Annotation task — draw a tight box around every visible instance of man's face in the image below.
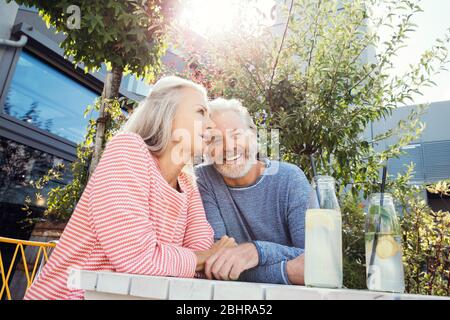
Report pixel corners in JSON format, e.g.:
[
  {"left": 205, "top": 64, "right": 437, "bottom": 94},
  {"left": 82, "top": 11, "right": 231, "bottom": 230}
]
[{"left": 208, "top": 110, "right": 258, "bottom": 179}]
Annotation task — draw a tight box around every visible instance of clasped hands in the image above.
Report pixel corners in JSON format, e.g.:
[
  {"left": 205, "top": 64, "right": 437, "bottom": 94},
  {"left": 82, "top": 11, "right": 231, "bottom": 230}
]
[
  {"left": 195, "top": 236, "right": 257, "bottom": 281},
  {"left": 195, "top": 236, "right": 305, "bottom": 284}
]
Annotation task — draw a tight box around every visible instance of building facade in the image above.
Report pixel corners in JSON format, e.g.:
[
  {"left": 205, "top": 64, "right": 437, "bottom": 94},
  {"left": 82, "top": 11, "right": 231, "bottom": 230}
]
[
  {"left": 365, "top": 101, "right": 450, "bottom": 211},
  {"left": 1, "top": 2, "right": 146, "bottom": 241}
]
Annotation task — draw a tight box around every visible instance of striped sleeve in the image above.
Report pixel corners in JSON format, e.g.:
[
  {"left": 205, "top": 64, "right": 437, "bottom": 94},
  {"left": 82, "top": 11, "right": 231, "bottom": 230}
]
[
  {"left": 88, "top": 133, "right": 197, "bottom": 278},
  {"left": 183, "top": 183, "right": 215, "bottom": 279},
  {"left": 182, "top": 183, "right": 214, "bottom": 251}
]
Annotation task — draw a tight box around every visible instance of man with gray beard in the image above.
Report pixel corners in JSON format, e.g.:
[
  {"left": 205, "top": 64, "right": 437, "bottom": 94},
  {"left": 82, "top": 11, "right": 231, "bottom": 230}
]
[{"left": 195, "top": 98, "right": 318, "bottom": 285}]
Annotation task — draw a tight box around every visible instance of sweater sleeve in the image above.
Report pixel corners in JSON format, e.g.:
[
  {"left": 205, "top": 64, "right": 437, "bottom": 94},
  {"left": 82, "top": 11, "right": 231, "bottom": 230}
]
[
  {"left": 252, "top": 240, "right": 304, "bottom": 266},
  {"left": 239, "top": 260, "right": 292, "bottom": 285},
  {"left": 88, "top": 133, "right": 197, "bottom": 278},
  {"left": 252, "top": 167, "right": 312, "bottom": 266},
  {"left": 183, "top": 182, "right": 215, "bottom": 279}
]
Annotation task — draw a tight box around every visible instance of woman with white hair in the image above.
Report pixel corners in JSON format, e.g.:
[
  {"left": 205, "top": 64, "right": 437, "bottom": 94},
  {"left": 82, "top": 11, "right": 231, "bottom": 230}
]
[{"left": 24, "top": 76, "right": 235, "bottom": 300}]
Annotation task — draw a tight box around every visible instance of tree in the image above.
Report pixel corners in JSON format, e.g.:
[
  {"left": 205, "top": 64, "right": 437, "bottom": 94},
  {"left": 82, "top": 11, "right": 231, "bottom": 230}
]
[
  {"left": 14, "top": 1, "right": 178, "bottom": 221},
  {"left": 173, "top": 0, "right": 450, "bottom": 196},
  {"left": 9, "top": 0, "right": 178, "bottom": 175},
  {"left": 23, "top": 97, "right": 130, "bottom": 222},
  {"left": 171, "top": 0, "right": 450, "bottom": 294}
]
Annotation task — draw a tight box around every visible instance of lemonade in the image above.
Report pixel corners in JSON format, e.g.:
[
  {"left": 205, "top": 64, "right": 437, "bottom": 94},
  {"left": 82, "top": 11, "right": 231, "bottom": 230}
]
[
  {"left": 365, "top": 193, "right": 405, "bottom": 293},
  {"left": 365, "top": 232, "right": 405, "bottom": 293},
  {"left": 305, "top": 208, "right": 343, "bottom": 288}
]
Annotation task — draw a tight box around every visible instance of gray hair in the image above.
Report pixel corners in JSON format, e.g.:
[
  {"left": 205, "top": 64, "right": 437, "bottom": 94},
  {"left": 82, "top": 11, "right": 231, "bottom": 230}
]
[
  {"left": 208, "top": 98, "right": 256, "bottom": 130},
  {"left": 121, "top": 76, "right": 207, "bottom": 154}
]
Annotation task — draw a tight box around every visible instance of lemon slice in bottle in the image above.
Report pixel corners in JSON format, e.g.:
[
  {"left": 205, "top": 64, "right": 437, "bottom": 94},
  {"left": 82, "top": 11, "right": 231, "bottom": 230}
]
[
  {"left": 306, "top": 209, "right": 335, "bottom": 231},
  {"left": 376, "top": 235, "right": 398, "bottom": 259}
]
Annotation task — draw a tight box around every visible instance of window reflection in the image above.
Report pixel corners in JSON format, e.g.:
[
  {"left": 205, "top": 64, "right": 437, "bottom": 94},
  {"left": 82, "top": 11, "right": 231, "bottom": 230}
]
[
  {"left": 0, "top": 136, "right": 72, "bottom": 210},
  {"left": 4, "top": 50, "right": 98, "bottom": 143},
  {"left": 0, "top": 137, "right": 72, "bottom": 298}
]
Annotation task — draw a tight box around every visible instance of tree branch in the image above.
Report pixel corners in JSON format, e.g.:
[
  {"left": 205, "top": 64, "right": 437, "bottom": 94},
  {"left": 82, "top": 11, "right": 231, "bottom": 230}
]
[{"left": 268, "top": 0, "right": 295, "bottom": 95}]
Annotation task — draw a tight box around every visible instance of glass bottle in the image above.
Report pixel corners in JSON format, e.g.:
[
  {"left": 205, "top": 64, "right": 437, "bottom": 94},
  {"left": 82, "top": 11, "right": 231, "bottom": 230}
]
[
  {"left": 305, "top": 176, "right": 343, "bottom": 288},
  {"left": 365, "top": 193, "right": 405, "bottom": 293}
]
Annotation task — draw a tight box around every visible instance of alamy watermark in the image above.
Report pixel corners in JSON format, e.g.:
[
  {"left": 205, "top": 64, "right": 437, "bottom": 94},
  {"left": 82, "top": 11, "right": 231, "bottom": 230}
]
[
  {"left": 169, "top": 121, "right": 281, "bottom": 176},
  {"left": 66, "top": 5, "right": 81, "bottom": 30}
]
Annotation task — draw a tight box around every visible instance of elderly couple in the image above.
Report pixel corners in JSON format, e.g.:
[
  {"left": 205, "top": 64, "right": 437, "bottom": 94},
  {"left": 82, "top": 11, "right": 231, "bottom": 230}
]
[{"left": 25, "top": 76, "right": 317, "bottom": 300}]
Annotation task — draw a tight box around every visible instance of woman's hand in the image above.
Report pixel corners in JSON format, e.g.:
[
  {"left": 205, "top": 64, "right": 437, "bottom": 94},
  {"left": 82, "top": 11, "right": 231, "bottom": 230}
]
[{"left": 195, "top": 236, "right": 237, "bottom": 272}]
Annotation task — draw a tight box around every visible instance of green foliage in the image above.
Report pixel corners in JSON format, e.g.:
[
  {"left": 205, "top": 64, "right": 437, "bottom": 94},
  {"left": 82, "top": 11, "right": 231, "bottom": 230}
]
[
  {"left": 23, "top": 98, "right": 131, "bottom": 222},
  {"left": 171, "top": 0, "right": 450, "bottom": 295},
  {"left": 8, "top": 0, "right": 176, "bottom": 80},
  {"left": 13, "top": 0, "right": 170, "bottom": 221},
  {"left": 175, "top": 0, "right": 450, "bottom": 197},
  {"left": 391, "top": 167, "right": 450, "bottom": 296},
  {"left": 341, "top": 193, "right": 366, "bottom": 289},
  {"left": 341, "top": 165, "right": 450, "bottom": 296}
]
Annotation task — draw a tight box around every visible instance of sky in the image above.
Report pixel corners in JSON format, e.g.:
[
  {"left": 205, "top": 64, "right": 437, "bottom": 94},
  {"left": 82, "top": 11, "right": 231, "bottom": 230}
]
[
  {"left": 179, "top": 0, "right": 450, "bottom": 105},
  {"left": 380, "top": 0, "right": 450, "bottom": 104}
]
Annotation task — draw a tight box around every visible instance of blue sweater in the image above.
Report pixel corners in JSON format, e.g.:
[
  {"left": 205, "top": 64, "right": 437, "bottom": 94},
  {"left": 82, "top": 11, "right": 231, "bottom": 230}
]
[{"left": 195, "top": 159, "right": 318, "bottom": 284}]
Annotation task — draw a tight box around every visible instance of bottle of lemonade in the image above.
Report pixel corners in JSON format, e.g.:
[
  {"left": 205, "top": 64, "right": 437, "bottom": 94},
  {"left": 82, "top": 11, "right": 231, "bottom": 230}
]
[
  {"left": 305, "top": 175, "right": 343, "bottom": 288},
  {"left": 365, "top": 193, "right": 405, "bottom": 293}
]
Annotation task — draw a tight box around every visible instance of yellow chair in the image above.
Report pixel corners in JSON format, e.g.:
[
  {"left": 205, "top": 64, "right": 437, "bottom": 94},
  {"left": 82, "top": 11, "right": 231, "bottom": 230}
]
[{"left": 0, "top": 237, "right": 57, "bottom": 300}]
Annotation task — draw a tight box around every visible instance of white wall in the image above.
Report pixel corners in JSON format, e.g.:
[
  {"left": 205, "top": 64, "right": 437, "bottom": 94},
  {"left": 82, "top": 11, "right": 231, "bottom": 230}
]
[{"left": 370, "top": 101, "right": 450, "bottom": 147}]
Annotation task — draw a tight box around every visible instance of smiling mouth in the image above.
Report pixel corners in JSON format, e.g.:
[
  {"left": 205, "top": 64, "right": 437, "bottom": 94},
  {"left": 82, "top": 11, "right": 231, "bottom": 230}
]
[{"left": 224, "top": 154, "right": 243, "bottom": 162}]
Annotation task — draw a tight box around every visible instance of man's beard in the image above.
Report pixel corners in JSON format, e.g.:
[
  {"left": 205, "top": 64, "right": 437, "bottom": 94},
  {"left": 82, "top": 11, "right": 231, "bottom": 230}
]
[{"left": 213, "top": 149, "right": 258, "bottom": 179}]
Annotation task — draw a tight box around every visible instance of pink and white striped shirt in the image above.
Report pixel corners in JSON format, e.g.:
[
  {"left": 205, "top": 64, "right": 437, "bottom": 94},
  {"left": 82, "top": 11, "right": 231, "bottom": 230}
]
[{"left": 24, "top": 132, "right": 214, "bottom": 300}]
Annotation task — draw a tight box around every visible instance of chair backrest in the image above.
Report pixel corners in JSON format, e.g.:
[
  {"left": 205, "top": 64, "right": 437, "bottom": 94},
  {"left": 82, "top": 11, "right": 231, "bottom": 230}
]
[
  {"left": 0, "top": 237, "right": 57, "bottom": 300},
  {"left": 33, "top": 240, "right": 58, "bottom": 284}
]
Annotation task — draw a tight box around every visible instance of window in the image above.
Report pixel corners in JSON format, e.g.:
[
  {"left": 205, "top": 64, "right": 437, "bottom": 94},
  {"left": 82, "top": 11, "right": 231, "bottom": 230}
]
[
  {"left": 0, "top": 136, "right": 72, "bottom": 287},
  {"left": 0, "top": 136, "right": 72, "bottom": 213},
  {"left": 3, "top": 50, "right": 98, "bottom": 143},
  {"left": 387, "top": 144, "right": 425, "bottom": 184}
]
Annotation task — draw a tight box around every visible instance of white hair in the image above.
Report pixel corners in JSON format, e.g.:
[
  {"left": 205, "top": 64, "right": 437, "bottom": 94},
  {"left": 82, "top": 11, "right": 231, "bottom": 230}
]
[
  {"left": 208, "top": 98, "right": 259, "bottom": 179},
  {"left": 120, "top": 76, "right": 207, "bottom": 155},
  {"left": 208, "top": 98, "right": 256, "bottom": 130}
]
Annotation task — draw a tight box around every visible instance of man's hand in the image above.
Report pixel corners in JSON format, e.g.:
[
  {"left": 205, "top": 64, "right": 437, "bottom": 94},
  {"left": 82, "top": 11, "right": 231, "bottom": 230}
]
[
  {"left": 205, "top": 243, "right": 259, "bottom": 281},
  {"left": 286, "top": 254, "right": 305, "bottom": 285},
  {"left": 195, "top": 236, "right": 237, "bottom": 272}
]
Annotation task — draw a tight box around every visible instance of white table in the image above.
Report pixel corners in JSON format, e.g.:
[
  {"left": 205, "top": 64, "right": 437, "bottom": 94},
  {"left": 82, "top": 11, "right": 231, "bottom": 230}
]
[{"left": 67, "top": 269, "right": 449, "bottom": 300}]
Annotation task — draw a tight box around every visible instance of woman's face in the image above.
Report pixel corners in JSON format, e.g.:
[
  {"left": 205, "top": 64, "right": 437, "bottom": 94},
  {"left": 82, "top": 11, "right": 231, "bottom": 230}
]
[{"left": 171, "top": 87, "right": 214, "bottom": 164}]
